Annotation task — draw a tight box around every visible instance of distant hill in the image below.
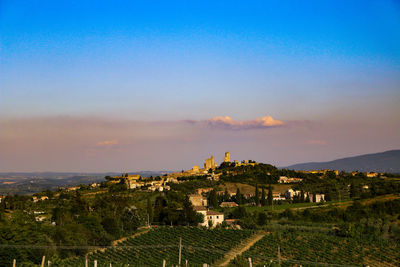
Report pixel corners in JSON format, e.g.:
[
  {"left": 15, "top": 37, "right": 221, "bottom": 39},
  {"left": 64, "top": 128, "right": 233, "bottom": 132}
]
[
  {"left": 0, "top": 171, "right": 174, "bottom": 195},
  {"left": 285, "top": 150, "right": 400, "bottom": 173}
]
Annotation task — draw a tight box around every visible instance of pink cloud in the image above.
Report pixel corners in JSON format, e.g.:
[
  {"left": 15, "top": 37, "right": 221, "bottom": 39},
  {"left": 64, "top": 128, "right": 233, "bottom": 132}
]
[
  {"left": 307, "top": 139, "right": 327, "bottom": 145},
  {"left": 206, "top": 115, "right": 285, "bottom": 129},
  {"left": 96, "top": 139, "right": 119, "bottom": 147}
]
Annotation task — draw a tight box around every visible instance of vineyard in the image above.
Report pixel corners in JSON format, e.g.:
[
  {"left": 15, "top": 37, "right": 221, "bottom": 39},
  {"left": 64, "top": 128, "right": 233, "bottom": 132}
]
[
  {"left": 55, "top": 227, "right": 254, "bottom": 267},
  {"left": 233, "top": 230, "right": 399, "bottom": 267}
]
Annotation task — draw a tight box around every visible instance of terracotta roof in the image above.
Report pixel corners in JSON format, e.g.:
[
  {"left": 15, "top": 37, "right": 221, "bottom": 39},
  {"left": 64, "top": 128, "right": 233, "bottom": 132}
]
[
  {"left": 220, "top": 201, "right": 238, "bottom": 205},
  {"left": 193, "top": 206, "right": 207, "bottom": 211},
  {"left": 206, "top": 210, "right": 223, "bottom": 216}
]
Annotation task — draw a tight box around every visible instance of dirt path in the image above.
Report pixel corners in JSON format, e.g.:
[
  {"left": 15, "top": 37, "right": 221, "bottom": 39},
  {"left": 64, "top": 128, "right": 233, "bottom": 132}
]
[
  {"left": 87, "top": 227, "right": 150, "bottom": 255},
  {"left": 215, "top": 231, "right": 266, "bottom": 267},
  {"left": 111, "top": 227, "right": 150, "bottom": 246}
]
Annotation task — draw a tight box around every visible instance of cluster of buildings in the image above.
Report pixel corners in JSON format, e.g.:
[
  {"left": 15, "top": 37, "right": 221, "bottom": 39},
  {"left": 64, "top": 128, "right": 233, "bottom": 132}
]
[
  {"left": 299, "top": 170, "right": 383, "bottom": 178},
  {"left": 32, "top": 196, "right": 49, "bottom": 202},
  {"left": 351, "top": 171, "right": 381, "bottom": 178},
  {"left": 109, "top": 174, "right": 171, "bottom": 192},
  {"left": 278, "top": 176, "right": 303, "bottom": 184},
  {"left": 189, "top": 152, "right": 231, "bottom": 175},
  {"left": 187, "top": 184, "right": 327, "bottom": 227},
  {"left": 189, "top": 194, "right": 225, "bottom": 227},
  {"left": 285, "top": 189, "right": 325, "bottom": 203},
  {"left": 299, "top": 169, "right": 339, "bottom": 175},
  {"left": 188, "top": 151, "right": 258, "bottom": 176}
]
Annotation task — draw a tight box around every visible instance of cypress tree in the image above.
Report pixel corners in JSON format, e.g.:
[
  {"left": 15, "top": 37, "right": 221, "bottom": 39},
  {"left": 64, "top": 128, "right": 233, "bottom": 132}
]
[
  {"left": 261, "top": 187, "right": 266, "bottom": 206},
  {"left": 209, "top": 189, "right": 218, "bottom": 208},
  {"left": 147, "top": 198, "right": 153, "bottom": 224},
  {"left": 236, "top": 188, "right": 242, "bottom": 205},
  {"left": 267, "top": 184, "right": 273, "bottom": 206},
  {"left": 224, "top": 189, "right": 230, "bottom": 202},
  {"left": 254, "top": 184, "right": 260, "bottom": 206}
]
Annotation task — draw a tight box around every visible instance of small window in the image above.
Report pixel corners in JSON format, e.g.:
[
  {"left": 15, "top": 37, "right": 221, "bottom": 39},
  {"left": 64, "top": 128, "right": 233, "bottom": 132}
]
[{"left": 217, "top": 216, "right": 219, "bottom": 219}]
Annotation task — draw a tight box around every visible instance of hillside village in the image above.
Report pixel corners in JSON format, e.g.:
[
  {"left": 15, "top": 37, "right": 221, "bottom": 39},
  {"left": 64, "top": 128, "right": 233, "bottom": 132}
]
[
  {"left": 25, "top": 151, "right": 388, "bottom": 228},
  {"left": 1, "top": 151, "right": 399, "bottom": 266}
]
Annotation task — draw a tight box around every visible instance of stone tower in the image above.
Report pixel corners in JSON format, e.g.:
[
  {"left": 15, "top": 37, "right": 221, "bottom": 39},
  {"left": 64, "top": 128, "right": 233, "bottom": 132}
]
[
  {"left": 224, "top": 151, "right": 230, "bottom": 162},
  {"left": 204, "top": 156, "right": 217, "bottom": 170}
]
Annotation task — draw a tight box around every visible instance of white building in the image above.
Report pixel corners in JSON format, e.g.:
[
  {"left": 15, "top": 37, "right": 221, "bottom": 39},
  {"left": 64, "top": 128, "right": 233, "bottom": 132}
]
[
  {"left": 194, "top": 207, "right": 224, "bottom": 227},
  {"left": 278, "top": 176, "right": 303, "bottom": 184},
  {"left": 309, "top": 193, "right": 325, "bottom": 203},
  {"left": 285, "top": 189, "right": 301, "bottom": 199},
  {"left": 202, "top": 210, "right": 224, "bottom": 227}
]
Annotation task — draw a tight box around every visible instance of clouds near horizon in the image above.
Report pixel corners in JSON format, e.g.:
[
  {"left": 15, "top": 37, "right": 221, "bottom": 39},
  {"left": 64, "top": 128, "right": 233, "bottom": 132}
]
[
  {"left": 1, "top": 115, "right": 399, "bottom": 172},
  {"left": 206, "top": 115, "right": 284, "bottom": 130}
]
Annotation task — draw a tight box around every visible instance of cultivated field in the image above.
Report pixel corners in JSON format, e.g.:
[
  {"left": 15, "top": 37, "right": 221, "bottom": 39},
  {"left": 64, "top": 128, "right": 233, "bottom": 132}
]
[
  {"left": 233, "top": 230, "right": 399, "bottom": 267},
  {"left": 58, "top": 227, "right": 254, "bottom": 267}
]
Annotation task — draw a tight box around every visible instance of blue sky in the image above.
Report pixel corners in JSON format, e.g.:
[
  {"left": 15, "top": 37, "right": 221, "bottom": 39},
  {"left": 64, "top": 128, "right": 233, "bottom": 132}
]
[{"left": 1, "top": 1, "right": 399, "bottom": 171}]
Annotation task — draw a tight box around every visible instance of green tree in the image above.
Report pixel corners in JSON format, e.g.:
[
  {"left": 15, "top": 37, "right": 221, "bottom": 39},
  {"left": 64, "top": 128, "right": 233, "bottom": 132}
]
[
  {"left": 121, "top": 207, "right": 141, "bottom": 233},
  {"left": 153, "top": 196, "right": 168, "bottom": 224},
  {"left": 209, "top": 189, "right": 218, "bottom": 208},
  {"left": 182, "top": 195, "right": 198, "bottom": 225},
  {"left": 101, "top": 216, "right": 120, "bottom": 238},
  {"left": 300, "top": 190, "right": 305, "bottom": 203},
  {"left": 232, "top": 206, "right": 248, "bottom": 219},
  {"left": 257, "top": 212, "right": 268, "bottom": 226},
  {"left": 235, "top": 188, "right": 243, "bottom": 205},
  {"left": 147, "top": 198, "right": 153, "bottom": 225},
  {"left": 350, "top": 182, "right": 362, "bottom": 198},
  {"left": 224, "top": 189, "right": 230, "bottom": 202},
  {"left": 261, "top": 187, "right": 266, "bottom": 206},
  {"left": 254, "top": 184, "right": 259, "bottom": 206},
  {"left": 267, "top": 184, "right": 273, "bottom": 206}
]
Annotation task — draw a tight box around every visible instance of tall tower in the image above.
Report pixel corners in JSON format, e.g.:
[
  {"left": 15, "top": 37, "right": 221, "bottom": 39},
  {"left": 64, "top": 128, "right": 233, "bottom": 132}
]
[
  {"left": 224, "top": 151, "right": 230, "bottom": 162},
  {"left": 204, "top": 155, "right": 217, "bottom": 169}
]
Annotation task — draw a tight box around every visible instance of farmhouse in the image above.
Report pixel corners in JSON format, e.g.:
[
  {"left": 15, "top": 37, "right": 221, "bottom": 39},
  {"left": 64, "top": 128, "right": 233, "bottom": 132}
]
[
  {"left": 193, "top": 206, "right": 224, "bottom": 227},
  {"left": 203, "top": 210, "right": 224, "bottom": 227}
]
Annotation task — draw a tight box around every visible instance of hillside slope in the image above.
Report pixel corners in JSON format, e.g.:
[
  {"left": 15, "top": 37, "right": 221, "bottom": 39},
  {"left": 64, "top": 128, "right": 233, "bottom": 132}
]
[{"left": 286, "top": 150, "right": 400, "bottom": 173}]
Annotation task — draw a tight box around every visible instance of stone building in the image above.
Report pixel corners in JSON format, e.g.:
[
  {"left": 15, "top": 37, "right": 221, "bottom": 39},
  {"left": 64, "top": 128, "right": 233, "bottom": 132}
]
[
  {"left": 204, "top": 156, "right": 217, "bottom": 170},
  {"left": 189, "top": 194, "right": 208, "bottom": 207},
  {"left": 224, "top": 151, "right": 230, "bottom": 162},
  {"left": 194, "top": 207, "right": 224, "bottom": 227}
]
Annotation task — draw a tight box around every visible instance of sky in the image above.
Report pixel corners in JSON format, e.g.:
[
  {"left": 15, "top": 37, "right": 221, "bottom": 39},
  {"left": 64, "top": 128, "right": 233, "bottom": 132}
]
[{"left": 1, "top": 0, "right": 400, "bottom": 172}]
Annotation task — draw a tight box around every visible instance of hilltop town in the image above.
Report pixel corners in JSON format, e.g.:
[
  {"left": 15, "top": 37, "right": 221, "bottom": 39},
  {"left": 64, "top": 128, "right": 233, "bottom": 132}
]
[{"left": 1, "top": 152, "right": 399, "bottom": 266}]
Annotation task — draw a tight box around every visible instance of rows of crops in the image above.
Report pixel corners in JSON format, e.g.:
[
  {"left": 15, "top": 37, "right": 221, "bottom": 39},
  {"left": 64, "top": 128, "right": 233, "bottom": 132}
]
[
  {"left": 233, "top": 230, "right": 399, "bottom": 267},
  {"left": 56, "top": 227, "right": 253, "bottom": 267}
]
